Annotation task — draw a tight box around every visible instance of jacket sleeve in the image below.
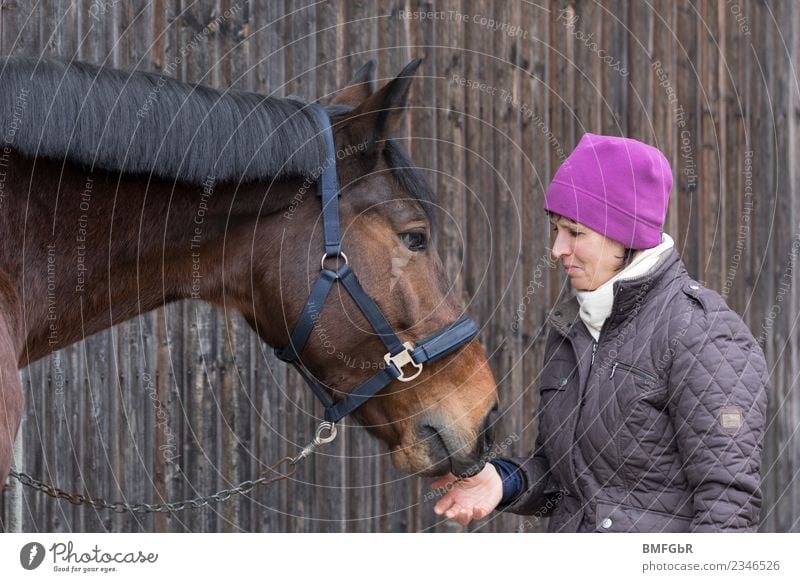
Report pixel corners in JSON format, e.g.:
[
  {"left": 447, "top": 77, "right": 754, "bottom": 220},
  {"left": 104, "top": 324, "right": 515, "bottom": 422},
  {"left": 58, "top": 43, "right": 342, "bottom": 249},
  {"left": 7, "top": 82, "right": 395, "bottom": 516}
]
[
  {"left": 492, "top": 430, "right": 556, "bottom": 515},
  {"left": 668, "top": 298, "right": 769, "bottom": 532}
]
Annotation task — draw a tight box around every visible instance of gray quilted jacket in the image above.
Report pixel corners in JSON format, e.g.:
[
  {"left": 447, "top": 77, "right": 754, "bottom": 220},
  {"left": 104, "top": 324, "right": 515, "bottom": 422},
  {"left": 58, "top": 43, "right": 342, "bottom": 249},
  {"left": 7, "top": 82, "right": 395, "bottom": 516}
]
[{"left": 499, "top": 247, "right": 769, "bottom": 532}]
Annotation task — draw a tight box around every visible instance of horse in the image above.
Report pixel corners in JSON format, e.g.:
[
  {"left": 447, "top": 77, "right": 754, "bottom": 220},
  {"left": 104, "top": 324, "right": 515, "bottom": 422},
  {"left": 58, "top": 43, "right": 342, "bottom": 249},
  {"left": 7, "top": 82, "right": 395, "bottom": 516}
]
[{"left": 0, "top": 56, "right": 498, "bottom": 501}]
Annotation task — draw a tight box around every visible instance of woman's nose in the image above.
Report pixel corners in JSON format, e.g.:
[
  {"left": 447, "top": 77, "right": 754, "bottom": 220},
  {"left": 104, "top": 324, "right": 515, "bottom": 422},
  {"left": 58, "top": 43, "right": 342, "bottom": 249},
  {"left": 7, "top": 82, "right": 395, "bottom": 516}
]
[{"left": 551, "top": 233, "right": 572, "bottom": 261}]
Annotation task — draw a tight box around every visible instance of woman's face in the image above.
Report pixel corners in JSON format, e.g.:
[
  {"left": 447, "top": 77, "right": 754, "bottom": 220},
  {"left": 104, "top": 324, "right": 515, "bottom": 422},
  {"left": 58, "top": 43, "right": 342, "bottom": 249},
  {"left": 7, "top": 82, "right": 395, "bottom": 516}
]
[{"left": 549, "top": 214, "right": 627, "bottom": 291}]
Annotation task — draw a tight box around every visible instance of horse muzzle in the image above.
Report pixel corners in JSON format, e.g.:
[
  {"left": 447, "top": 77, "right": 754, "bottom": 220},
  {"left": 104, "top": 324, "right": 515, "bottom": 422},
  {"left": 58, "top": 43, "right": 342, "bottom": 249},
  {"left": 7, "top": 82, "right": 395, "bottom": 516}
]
[{"left": 415, "top": 404, "right": 498, "bottom": 477}]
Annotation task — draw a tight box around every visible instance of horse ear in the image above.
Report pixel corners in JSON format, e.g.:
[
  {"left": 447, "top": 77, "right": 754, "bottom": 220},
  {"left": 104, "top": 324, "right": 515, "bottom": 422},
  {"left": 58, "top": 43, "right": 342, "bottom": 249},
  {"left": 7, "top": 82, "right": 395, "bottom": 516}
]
[
  {"left": 339, "top": 58, "right": 422, "bottom": 155},
  {"left": 330, "top": 60, "right": 376, "bottom": 106}
]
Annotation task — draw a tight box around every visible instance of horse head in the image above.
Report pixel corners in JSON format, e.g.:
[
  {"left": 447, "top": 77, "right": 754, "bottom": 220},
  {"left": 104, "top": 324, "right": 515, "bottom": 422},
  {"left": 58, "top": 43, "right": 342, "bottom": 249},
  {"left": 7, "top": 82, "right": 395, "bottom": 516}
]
[{"left": 245, "top": 61, "right": 499, "bottom": 477}]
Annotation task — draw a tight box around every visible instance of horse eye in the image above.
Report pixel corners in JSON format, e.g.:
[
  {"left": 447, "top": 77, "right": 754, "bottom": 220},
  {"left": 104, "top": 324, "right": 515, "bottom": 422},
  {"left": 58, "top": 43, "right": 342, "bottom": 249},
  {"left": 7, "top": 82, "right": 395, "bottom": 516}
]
[{"left": 399, "top": 231, "right": 428, "bottom": 252}]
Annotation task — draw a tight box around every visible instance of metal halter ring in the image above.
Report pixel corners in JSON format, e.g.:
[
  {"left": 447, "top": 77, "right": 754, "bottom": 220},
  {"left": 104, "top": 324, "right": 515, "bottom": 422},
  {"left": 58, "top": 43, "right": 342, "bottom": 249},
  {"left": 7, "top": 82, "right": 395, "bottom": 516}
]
[
  {"left": 289, "top": 421, "right": 339, "bottom": 465},
  {"left": 313, "top": 421, "right": 338, "bottom": 445},
  {"left": 320, "top": 251, "right": 348, "bottom": 271},
  {"left": 384, "top": 342, "right": 424, "bottom": 382}
]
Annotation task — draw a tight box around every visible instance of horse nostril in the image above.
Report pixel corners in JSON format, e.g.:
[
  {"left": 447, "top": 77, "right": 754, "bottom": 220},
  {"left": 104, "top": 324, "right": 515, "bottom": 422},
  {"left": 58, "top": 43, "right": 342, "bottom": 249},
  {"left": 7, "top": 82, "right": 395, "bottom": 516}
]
[{"left": 417, "top": 423, "right": 449, "bottom": 459}]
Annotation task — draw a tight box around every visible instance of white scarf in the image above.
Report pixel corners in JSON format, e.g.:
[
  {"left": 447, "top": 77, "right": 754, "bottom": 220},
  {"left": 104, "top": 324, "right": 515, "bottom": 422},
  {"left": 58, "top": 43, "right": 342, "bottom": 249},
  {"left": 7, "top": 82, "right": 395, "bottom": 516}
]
[{"left": 573, "top": 233, "right": 675, "bottom": 341}]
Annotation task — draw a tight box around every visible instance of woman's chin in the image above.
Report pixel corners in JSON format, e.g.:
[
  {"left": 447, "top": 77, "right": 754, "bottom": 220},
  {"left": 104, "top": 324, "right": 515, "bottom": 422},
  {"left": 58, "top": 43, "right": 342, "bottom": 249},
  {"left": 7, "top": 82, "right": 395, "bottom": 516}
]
[
  {"left": 569, "top": 277, "right": 588, "bottom": 290},
  {"left": 569, "top": 275, "right": 601, "bottom": 292}
]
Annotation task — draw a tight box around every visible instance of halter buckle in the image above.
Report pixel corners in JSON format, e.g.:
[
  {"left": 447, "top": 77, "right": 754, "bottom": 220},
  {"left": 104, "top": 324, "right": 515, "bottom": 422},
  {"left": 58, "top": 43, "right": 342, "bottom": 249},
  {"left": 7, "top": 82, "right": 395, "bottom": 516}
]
[{"left": 384, "top": 342, "right": 423, "bottom": 382}]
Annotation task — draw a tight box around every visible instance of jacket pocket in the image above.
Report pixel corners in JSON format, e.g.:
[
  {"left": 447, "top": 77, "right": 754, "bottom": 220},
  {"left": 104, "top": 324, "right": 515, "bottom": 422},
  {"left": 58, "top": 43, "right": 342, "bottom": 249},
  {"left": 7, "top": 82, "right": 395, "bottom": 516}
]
[
  {"left": 610, "top": 361, "right": 658, "bottom": 383},
  {"left": 610, "top": 360, "right": 665, "bottom": 412},
  {"left": 537, "top": 382, "right": 567, "bottom": 433},
  {"left": 539, "top": 365, "right": 572, "bottom": 414},
  {"left": 595, "top": 500, "right": 692, "bottom": 533},
  {"left": 540, "top": 355, "right": 577, "bottom": 389}
]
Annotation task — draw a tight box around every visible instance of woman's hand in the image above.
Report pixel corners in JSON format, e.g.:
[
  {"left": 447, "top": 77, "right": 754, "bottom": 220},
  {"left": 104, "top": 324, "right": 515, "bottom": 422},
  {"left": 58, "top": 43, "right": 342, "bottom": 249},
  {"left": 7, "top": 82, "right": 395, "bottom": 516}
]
[{"left": 431, "top": 463, "right": 504, "bottom": 526}]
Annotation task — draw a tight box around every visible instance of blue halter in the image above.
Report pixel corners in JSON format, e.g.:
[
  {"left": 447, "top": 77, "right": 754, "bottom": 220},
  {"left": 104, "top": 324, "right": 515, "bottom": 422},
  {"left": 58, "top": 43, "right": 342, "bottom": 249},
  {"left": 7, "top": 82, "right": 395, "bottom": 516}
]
[{"left": 274, "top": 104, "right": 480, "bottom": 424}]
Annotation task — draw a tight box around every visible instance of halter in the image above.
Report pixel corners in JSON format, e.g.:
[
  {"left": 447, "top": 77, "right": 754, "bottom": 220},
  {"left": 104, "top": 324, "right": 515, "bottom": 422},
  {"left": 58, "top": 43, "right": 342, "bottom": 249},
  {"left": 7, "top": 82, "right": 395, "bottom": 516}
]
[{"left": 274, "top": 104, "right": 480, "bottom": 424}]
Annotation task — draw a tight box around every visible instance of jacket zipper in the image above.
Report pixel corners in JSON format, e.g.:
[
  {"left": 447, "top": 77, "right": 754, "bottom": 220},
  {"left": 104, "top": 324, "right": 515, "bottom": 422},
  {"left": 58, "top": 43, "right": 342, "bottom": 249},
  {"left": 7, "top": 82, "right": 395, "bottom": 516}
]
[
  {"left": 591, "top": 341, "right": 597, "bottom": 365},
  {"left": 609, "top": 361, "right": 658, "bottom": 382}
]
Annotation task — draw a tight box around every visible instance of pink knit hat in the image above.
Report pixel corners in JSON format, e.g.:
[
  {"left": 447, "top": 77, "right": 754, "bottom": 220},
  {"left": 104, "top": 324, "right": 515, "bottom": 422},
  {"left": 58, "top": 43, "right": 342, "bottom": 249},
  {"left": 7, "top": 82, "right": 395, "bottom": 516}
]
[{"left": 544, "top": 133, "right": 672, "bottom": 249}]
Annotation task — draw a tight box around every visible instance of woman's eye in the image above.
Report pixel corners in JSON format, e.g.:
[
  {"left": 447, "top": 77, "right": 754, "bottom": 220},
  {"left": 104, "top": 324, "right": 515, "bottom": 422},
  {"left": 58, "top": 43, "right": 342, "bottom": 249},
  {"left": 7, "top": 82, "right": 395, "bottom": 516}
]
[
  {"left": 399, "top": 231, "right": 428, "bottom": 252},
  {"left": 551, "top": 225, "right": 580, "bottom": 236}
]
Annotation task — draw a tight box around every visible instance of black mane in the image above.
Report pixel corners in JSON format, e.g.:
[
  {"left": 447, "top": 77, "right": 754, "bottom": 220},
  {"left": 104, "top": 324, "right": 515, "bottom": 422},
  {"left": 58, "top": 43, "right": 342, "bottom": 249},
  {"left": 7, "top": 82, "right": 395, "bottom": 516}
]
[
  {"left": 0, "top": 57, "right": 329, "bottom": 185},
  {"left": 0, "top": 57, "right": 436, "bottom": 216}
]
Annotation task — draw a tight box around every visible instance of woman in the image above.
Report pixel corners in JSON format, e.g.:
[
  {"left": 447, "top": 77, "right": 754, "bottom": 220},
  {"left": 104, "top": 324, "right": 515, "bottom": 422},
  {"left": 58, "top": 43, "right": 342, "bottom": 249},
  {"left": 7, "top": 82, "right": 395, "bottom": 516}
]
[{"left": 432, "top": 133, "right": 769, "bottom": 532}]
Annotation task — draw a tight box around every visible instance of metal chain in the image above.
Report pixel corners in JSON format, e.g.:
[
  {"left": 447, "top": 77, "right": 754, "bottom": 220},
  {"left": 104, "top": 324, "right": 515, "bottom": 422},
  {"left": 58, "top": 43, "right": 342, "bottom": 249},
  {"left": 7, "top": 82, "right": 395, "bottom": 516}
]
[
  {"left": 8, "top": 457, "right": 297, "bottom": 514},
  {"left": 7, "top": 421, "right": 339, "bottom": 513}
]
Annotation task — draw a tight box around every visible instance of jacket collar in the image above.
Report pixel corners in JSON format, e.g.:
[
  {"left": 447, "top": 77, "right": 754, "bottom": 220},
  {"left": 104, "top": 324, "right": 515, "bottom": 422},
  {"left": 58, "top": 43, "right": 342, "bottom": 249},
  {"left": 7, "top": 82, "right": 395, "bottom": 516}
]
[{"left": 546, "top": 247, "right": 685, "bottom": 339}]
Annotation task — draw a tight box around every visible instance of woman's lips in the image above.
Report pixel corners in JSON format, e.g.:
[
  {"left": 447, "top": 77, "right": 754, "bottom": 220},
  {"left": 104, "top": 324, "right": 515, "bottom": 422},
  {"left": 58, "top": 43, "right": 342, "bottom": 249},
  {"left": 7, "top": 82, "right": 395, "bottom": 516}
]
[{"left": 564, "top": 265, "right": 580, "bottom": 274}]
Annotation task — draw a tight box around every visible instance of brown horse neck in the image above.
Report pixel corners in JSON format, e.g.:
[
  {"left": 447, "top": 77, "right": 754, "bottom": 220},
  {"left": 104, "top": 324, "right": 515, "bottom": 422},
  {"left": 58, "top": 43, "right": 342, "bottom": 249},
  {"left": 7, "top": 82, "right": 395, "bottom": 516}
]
[{"left": 2, "top": 152, "right": 301, "bottom": 366}]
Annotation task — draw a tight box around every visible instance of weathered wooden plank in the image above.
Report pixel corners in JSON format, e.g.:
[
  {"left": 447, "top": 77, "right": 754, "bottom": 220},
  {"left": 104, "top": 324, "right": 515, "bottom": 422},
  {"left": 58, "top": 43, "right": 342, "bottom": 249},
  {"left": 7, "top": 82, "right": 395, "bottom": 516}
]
[
  {"left": 762, "top": 0, "right": 799, "bottom": 534},
  {"left": 573, "top": 0, "right": 601, "bottom": 135},
  {"left": 786, "top": 0, "right": 800, "bottom": 533},
  {"left": 675, "top": 0, "right": 700, "bottom": 271},
  {"left": 650, "top": 0, "right": 678, "bottom": 238},
  {"left": 699, "top": 0, "right": 722, "bottom": 290},
  {"left": 600, "top": 0, "right": 629, "bottom": 135},
  {"left": 627, "top": 0, "right": 653, "bottom": 142},
  {"left": 1, "top": 0, "right": 26, "bottom": 55},
  {"left": 748, "top": 0, "right": 779, "bottom": 532},
  {"left": 719, "top": 0, "right": 741, "bottom": 313}
]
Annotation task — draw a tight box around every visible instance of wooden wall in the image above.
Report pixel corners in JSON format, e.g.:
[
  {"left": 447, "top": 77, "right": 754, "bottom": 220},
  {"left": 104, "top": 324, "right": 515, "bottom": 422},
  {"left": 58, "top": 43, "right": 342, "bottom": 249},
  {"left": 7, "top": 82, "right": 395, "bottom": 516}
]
[{"left": 1, "top": 0, "right": 797, "bottom": 532}]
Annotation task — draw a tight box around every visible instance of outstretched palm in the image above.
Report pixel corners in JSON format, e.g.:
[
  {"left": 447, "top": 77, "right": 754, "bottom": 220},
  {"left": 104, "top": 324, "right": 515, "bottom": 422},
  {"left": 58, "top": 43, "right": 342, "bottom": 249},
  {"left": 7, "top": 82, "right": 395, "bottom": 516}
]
[{"left": 432, "top": 464, "right": 504, "bottom": 526}]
